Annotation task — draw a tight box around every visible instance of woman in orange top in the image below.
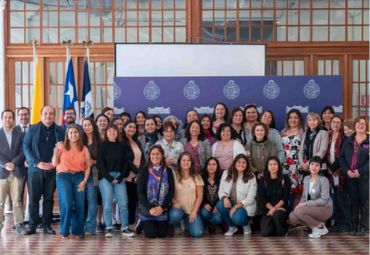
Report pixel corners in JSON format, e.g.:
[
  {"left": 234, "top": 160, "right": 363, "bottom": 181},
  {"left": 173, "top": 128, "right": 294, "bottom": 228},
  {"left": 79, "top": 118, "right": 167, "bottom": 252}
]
[{"left": 52, "top": 124, "right": 91, "bottom": 239}]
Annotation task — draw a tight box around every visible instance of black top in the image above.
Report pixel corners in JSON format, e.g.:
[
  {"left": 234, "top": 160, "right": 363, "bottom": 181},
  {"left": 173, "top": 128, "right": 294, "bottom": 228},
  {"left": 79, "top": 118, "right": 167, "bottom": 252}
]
[
  {"left": 38, "top": 123, "right": 58, "bottom": 162},
  {"left": 261, "top": 175, "right": 291, "bottom": 214},
  {"left": 98, "top": 141, "right": 129, "bottom": 182},
  {"left": 201, "top": 174, "right": 221, "bottom": 208},
  {"left": 137, "top": 167, "right": 174, "bottom": 212}
]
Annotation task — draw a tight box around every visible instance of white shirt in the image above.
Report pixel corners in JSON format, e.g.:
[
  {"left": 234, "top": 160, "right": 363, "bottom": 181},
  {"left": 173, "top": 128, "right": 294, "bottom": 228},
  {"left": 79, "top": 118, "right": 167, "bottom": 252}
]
[{"left": 4, "top": 129, "right": 12, "bottom": 150}]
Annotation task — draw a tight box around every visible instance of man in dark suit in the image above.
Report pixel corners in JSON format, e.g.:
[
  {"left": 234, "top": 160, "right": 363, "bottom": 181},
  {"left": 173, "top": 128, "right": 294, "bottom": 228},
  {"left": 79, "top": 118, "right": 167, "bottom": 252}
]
[
  {"left": 22, "top": 105, "right": 64, "bottom": 235},
  {"left": 0, "top": 109, "right": 27, "bottom": 233}
]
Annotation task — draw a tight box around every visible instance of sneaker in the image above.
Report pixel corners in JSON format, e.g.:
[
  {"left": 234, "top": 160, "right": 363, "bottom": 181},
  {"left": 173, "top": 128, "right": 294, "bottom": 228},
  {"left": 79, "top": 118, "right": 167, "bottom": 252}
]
[
  {"left": 135, "top": 219, "right": 142, "bottom": 234},
  {"left": 320, "top": 224, "right": 329, "bottom": 236},
  {"left": 105, "top": 229, "right": 113, "bottom": 238},
  {"left": 224, "top": 226, "right": 238, "bottom": 237},
  {"left": 16, "top": 224, "right": 25, "bottom": 234},
  {"left": 97, "top": 223, "right": 105, "bottom": 233},
  {"left": 122, "top": 229, "right": 135, "bottom": 237},
  {"left": 308, "top": 227, "right": 324, "bottom": 238},
  {"left": 243, "top": 224, "right": 252, "bottom": 235}
]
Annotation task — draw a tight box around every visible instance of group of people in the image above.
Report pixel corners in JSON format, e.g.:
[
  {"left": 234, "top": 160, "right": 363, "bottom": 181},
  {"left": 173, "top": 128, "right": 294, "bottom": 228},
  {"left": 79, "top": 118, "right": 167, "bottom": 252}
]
[{"left": 0, "top": 103, "right": 368, "bottom": 240}]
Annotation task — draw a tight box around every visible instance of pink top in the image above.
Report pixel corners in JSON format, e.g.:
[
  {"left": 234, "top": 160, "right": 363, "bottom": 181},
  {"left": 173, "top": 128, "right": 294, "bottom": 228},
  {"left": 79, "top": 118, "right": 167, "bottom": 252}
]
[
  {"left": 56, "top": 145, "right": 89, "bottom": 173},
  {"left": 214, "top": 140, "right": 234, "bottom": 171},
  {"left": 185, "top": 142, "right": 201, "bottom": 174}
]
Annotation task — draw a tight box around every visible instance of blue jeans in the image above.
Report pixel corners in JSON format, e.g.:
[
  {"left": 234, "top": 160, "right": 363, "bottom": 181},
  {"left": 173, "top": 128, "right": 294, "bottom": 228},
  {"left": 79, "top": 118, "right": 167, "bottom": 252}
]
[
  {"left": 169, "top": 208, "right": 204, "bottom": 237},
  {"left": 56, "top": 172, "right": 85, "bottom": 236},
  {"left": 199, "top": 207, "right": 222, "bottom": 224},
  {"left": 216, "top": 200, "right": 248, "bottom": 227},
  {"left": 84, "top": 168, "right": 98, "bottom": 234},
  {"left": 99, "top": 171, "right": 129, "bottom": 230}
]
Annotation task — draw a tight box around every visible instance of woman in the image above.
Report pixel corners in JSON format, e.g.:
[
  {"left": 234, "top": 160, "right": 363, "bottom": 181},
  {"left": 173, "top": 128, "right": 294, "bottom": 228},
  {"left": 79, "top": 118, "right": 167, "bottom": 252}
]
[
  {"left": 280, "top": 109, "right": 305, "bottom": 201},
  {"left": 320, "top": 106, "right": 335, "bottom": 131},
  {"left": 200, "top": 158, "right": 222, "bottom": 234},
  {"left": 244, "top": 104, "right": 259, "bottom": 134},
  {"left": 247, "top": 122, "right": 277, "bottom": 177},
  {"left": 113, "top": 117, "right": 124, "bottom": 139},
  {"left": 260, "top": 157, "right": 291, "bottom": 237},
  {"left": 101, "top": 107, "right": 114, "bottom": 121},
  {"left": 170, "top": 152, "right": 204, "bottom": 238},
  {"left": 339, "top": 116, "right": 369, "bottom": 235},
  {"left": 289, "top": 156, "right": 333, "bottom": 239},
  {"left": 212, "top": 103, "right": 229, "bottom": 134},
  {"left": 201, "top": 115, "right": 217, "bottom": 145},
  {"left": 217, "top": 154, "right": 257, "bottom": 236},
  {"left": 122, "top": 121, "right": 146, "bottom": 225},
  {"left": 181, "top": 120, "right": 212, "bottom": 173},
  {"left": 95, "top": 114, "right": 109, "bottom": 143},
  {"left": 137, "top": 145, "right": 174, "bottom": 238},
  {"left": 119, "top": 112, "right": 131, "bottom": 125},
  {"left": 212, "top": 123, "right": 246, "bottom": 171},
  {"left": 98, "top": 124, "right": 134, "bottom": 237},
  {"left": 230, "top": 108, "right": 247, "bottom": 147},
  {"left": 180, "top": 110, "right": 199, "bottom": 139},
  {"left": 343, "top": 119, "right": 355, "bottom": 140},
  {"left": 135, "top": 111, "right": 147, "bottom": 137},
  {"left": 156, "top": 121, "right": 184, "bottom": 168},
  {"left": 260, "top": 110, "right": 284, "bottom": 163},
  {"left": 299, "top": 112, "right": 328, "bottom": 175},
  {"left": 82, "top": 118, "right": 100, "bottom": 236},
  {"left": 152, "top": 114, "right": 163, "bottom": 136},
  {"left": 52, "top": 124, "right": 91, "bottom": 239},
  {"left": 163, "top": 115, "right": 182, "bottom": 141},
  {"left": 138, "top": 118, "right": 161, "bottom": 160}
]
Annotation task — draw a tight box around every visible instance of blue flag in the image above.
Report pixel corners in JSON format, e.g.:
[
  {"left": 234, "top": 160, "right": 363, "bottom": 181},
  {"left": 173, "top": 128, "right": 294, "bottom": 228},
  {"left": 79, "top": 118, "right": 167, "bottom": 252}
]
[
  {"left": 62, "top": 58, "right": 79, "bottom": 124},
  {"left": 80, "top": 60, "right": 94, "bottom": 119}
]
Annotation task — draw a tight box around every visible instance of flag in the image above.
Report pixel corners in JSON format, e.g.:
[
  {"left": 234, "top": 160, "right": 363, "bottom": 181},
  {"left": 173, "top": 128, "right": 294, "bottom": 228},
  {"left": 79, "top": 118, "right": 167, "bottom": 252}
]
[
  {"left": 80, "top": 60, "right": 94, "bottom": 119},
  {"left": 62, "top": 58, "right": 79, "bottom": 124},
  {"left": 30, "top": 52, "right": 43, "bottom": 124}
]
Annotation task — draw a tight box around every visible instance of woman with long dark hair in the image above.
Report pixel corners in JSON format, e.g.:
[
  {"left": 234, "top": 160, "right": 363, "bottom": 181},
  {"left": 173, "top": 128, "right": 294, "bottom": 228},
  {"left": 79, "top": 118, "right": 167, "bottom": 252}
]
[
  {"left": 212, "top": 102, "right": 229, "bottom": 134},
  {"left": 260, "top": 157, "right": 290, "bottom": 237},
  {"left": 217, "top": 154, "right": 257, "bottom": 236},
  {"left": 137, "top": 145, "right": 174, "bottom": 238},
  {"left": 138, "top": 118, "right": 162, "bottom": 161},
  {"left": 201, "top": 115, "right": 217, "bottom": 145}
]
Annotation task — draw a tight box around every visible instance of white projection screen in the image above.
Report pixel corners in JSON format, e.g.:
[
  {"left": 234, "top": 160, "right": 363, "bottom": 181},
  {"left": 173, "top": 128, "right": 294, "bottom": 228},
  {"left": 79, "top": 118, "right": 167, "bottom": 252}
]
[{"left": 115, "top": 44, "right": 266, "bottom": 77}]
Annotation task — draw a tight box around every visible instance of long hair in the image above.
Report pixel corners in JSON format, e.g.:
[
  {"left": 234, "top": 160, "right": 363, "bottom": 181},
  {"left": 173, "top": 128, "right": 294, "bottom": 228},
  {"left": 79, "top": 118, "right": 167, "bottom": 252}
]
[
  {"left": 185, "top": 120, "right": 205, "bottom": 141},
  {"left": 82, "top": 117, "right": 99, "bottom": 158},
  {"left": 145, "top": 145, "right": 167, "bottom": 169},
  {"left": 175, "top": 152, "right": 197, "bottom": 183},
  {"left": 122, "top": 120, "right": 139, "bottom": 143},
  {"left": 212, "top": 102, "right": 229, "bottom": 122},
  {"left": 202, "top": 157, "right": 222, "bottom": 183},
  {"left": 226, "top": 154, "right": 254, "bottom": 183},
  {"left": 261, "top": 110, "right": 276, "bottom": 129},
  {"left": 200, "top": 114, "right": 215, "bottom": 137},
  {"left": 230, "top": 107, "right": 245, "bottom": 126},
  {"left": 64, "top": 124, "right": 84, "bottom": 151},
  {"left": 305, "top": 112, "right": 323, "bottom": 131},
  {"left": 251, "top": 122, "right": 269, "bottom": 141},
  {"left": 283, "top": 108, "right": 304, "bottom": 131},
  {"left": 243, "top": 104, "right": 260, "bottom": 122},
  {"left": 263, "top": 156, "right": 283, "bottom": 183}
]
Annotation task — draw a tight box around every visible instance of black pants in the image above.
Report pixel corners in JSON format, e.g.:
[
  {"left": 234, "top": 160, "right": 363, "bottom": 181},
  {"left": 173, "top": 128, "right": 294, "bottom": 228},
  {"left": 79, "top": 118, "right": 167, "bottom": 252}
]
[
  {"left": 27, "top": 170, "right": 56, "bottom": 229},
  {"left": 141, "top": 220, "right": 168, "bottom": 238},
  {"left": 335, "top": 187, "right": 352, "bottom": 230},
  {"left": 126, "top": 181, "right": 138, "bottom": 225},
  {"left": 345, "top": 177, "right": 369, "bottom": 230},
  {"left": 260, "top": 210, "right": 287, "bottom": 237}
]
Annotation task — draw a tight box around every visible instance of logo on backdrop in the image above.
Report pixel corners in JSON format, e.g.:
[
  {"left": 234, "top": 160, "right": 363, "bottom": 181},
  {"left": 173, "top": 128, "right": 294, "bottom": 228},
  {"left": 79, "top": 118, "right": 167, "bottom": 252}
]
[
  {"left": 303, "top": 79, "right": 320, "bottom": 99},
  {"left": 332, "top": 105, "right": 343, "bottom": 113},
  {"left": 286, "top": 105, "right": 310, "bottom": 114},
  {"left": 143, "top": 81, "right": 160, "bottom": 100},
  {"left": 263, "top": 80, "right": 280, "bottom": 99},
  {"left": 148, "top": 106, "right": 171, "bottom": 115},
  {"left": 223, "top": 80, "right": 240, "bottom": 100},
  {"left": 113, "top": 82, "right": 122, "bottom": 100},
  {"left": 183, "top": 80, "right": 200, "bottom": 100},
  {"left": 194, "top": 106, "right": 214, "bottom": 114}
]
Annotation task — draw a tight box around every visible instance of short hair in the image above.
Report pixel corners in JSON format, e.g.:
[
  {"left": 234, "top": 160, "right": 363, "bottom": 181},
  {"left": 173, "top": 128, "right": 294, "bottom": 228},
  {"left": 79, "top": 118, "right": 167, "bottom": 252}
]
[
  {"left": 309, "top": 156, "right": 322, "bottom": 167},
  {"left": 119, "top": 112, "right": 131, "bottom": 119},
  {"left": 284, "top": 108, "right": 304, "bottom": 130},
  {"left": 41, "top": 105, "right": 56, "bottom": 115},
  {"left": 63, "top": 107, "right": 76, "bottom": 115},
  {"left": 251, "top": 122, "right": 269, "bottom": 140},
  {"left": 104, "top": 123, "right": 121, "bottom": 142},
  {"left": 215, "top": 123, "right": 237, "bottom": 141},
  {"left": 320, "top": 106, "right": 335, "bottom": 119},
  {"left": 1, "top": 109, "right": 15, "bottom": 119},
  {"left": 17, "top": 107, "right": 30, "bottom": 115},
  {"left": 162, "top": 121, "right": 176, "bottom": 132},
  {"left": 343, "top": 119, "right": 354, "bottom": 129},
  {"left": 354, "top": 116, "right": 369, "bottom": 132},
  {"left": 261, "top": 110, "right": 276, "bottom": 129},
  {"left": 243, "top": 104, "right": 260, "bottom": 121}
]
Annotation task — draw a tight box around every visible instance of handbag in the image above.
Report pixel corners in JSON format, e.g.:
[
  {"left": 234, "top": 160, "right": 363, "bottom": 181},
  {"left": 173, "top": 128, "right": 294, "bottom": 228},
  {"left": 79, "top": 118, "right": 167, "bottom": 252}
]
[{"left": 139, "top": 168, "right": 164, "bottom": 218}]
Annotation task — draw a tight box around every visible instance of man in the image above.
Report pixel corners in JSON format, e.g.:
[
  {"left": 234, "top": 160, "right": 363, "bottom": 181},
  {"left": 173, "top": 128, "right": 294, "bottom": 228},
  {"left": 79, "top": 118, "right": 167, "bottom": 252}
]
[
  {"left": 0, "top": 109, "right": 27, "bottom": 233},
  {"left": 16, "top": 107, "right": 31, "bottom": 133},
  {"left": 22, "top": 105, "right": 64, "bottom": 235},
  {"left": 62, "top": 107, "right": 77, "bottom": 133}
]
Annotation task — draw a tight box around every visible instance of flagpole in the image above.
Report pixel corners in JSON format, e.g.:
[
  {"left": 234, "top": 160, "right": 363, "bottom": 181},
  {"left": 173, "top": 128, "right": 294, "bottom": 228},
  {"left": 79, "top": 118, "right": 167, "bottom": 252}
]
[
  {"left": 62, "top": 39, "right": 72, "bottom": 70},
  {"left": 82, "top": 40, "right": 93, "bottom": 63}
]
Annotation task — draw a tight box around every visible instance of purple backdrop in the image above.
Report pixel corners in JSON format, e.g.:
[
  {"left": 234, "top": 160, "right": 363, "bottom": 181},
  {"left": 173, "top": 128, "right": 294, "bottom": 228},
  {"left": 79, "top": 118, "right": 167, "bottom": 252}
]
[{"left": 113, "top": 76, "right": 342, "bottom": 130}]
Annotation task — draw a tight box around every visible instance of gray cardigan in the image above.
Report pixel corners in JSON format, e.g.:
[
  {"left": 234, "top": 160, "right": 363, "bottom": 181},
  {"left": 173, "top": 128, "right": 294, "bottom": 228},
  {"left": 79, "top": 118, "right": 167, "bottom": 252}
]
[
  {"left": 298, "top": 130, "right": 328, "bottom": 169},
  {"left": 181, "top": 138, "right": 212, "bottom": 170},
  {"left": 300, "top": 175, "right": 333, "bottom": 207}
]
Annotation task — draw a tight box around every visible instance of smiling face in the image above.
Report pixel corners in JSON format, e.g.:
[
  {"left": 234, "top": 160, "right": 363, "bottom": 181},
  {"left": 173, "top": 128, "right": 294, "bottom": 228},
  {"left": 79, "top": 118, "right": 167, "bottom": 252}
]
[
  {"left": 114, "top": 119, "right": 124, "bottom": 134},
  {"left": 232, "top": 110, "right": 243, "bottom": 125},
  {"left": 322, "top": 109, "right": 334, "bottom": 124},
  {"left": 150, "top": 147, "right": 163, "bottom": 167},
  {"left": 220, "top": 126, "right": 232, "bottom": 141},
  {"left": 207, "top": 159, "right": 218, "bottom": 175},
  {"left": 355, "top": 118, "right": 367, "bottom": 134},
  {"left": 106, "top": 127, "right": 118, "bottom": 142},
  {"left": 41, "top": 106, "right": 55, "bottom": 127},
  {"left": 288, "top": 112, "right": 300, "bottom": 129},
  {"left": 254, "top": 125, "right": 266, "bottom": 141},
  {"left": 267, "top": 159, "right": 279, "bottom": 176},
  {"left": 145, "top": 119, "right": 156, "bottom": 133},
  {"left": 261, "top": 112, "right": 272, "bottom": 126},
  {"left": 215, "top": 104, "right": 226, "bottom": 119},
  {"left": 309, "top": 161, "right": 321, "bottom": 175},
  {"left": 201, "top": 117, "right": 211, "bottom": 130},
  {"left": 124, "top": 122, "right": 137, "bottom": 138},
  {"left": 330, "top": 116, "right": 342, "bottom": 132},
  {"left": 343, "top": 125, "right": 354, "bottom": 137},
  {"left": 67, "top": 127, "right": 80, "bottom": 143},
  {"left": 189, "top": 122, "right": 201, "bottom": 137},
  {"left": 163, "top": 127, "right": 175, "bottom": 142},
  {"left": 180, "top": 154, "right": 192, "bottom": 171},
  {"left": 235, "top": 157, "right": 248, "bottom": 173},
  {"left": 97, "top": 116, "right": 108, "bottom": 131},
  {"left": 307, "top": 116, "right": 319, "bottom": 130},
  {"left": 245, "top": 107, "right": 258, "bottom": 122},
  {"left": 82, "top": 119, "right": 93, "bottom": 135},
  {"left": 18, "top": 108, "right": 30, "bottom": 126},
  {"left": 136, "top": 112, "right": 146, "bottom": 126},
  {"left": 2, "top": 111, "right": 14, "bottom": 129},
  {"left": 187, "top": 111, "right": 198, "bottom": 123}
]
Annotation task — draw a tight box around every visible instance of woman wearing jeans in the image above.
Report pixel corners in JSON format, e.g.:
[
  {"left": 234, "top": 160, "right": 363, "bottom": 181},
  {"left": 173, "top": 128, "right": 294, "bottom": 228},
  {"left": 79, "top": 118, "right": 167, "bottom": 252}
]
[
  {"left": 98, "top": 123, "right": 134, "bottom": 238},
  {"left": 170, "top": 152, "right": 204, "bottom": 237},
  {"left": 52, "top": 124, "right": 90, "bottom": 239}
]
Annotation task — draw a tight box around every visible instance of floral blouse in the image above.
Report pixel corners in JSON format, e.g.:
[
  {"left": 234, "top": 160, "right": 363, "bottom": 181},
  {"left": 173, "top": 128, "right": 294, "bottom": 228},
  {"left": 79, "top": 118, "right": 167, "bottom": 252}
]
[{"left": 281, "top": 133, "right": 303, "bottom": 192}]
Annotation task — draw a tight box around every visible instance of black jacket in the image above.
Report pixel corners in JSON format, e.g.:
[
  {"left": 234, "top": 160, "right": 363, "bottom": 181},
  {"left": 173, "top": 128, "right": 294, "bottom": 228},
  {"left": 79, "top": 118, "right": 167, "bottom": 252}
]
[{"left": 122, "top": 139, "right": 146, "bottom": 174}]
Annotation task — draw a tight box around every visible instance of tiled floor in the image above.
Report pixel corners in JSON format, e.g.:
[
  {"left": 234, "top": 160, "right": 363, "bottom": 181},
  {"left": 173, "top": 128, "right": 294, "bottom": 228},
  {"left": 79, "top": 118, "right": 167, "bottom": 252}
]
[{"left": 0, "top": 215, "right": 368, "bottom": 255}]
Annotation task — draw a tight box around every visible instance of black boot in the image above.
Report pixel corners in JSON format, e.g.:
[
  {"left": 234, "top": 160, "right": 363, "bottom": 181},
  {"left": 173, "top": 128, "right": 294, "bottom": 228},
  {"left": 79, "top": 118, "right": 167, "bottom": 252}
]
[{"left": 351, "top": 207, "right": 360, "bottom": 236}]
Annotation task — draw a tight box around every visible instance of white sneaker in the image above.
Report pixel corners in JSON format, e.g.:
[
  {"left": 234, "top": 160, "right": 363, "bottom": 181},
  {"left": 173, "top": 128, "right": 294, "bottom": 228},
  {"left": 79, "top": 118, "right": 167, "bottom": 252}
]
[
  {"left": 224, "top": 226, "right": 238, "bottom": 236},
  {"left": 105, "top": 229, "right": 113, "bottom": 238},
  {"left": 308, "top": 227, "right": 323, "bottom": 238},
  {"left": 122, "top": 229, "right": 135, "bottom": 237},
  {"left": 320, "top": 224, "right": 329, "bottom": 236},
  {"left": 243, "top": 224, "right": 252, "bottom": 235}
]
